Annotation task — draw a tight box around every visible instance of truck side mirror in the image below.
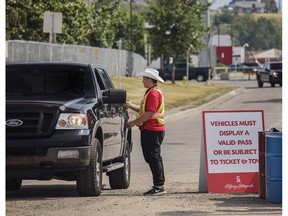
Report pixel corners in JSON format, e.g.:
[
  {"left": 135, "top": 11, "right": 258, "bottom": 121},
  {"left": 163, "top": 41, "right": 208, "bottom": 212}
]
[{"left": 102, "top": 89, "right": 126, "bottom": 104}]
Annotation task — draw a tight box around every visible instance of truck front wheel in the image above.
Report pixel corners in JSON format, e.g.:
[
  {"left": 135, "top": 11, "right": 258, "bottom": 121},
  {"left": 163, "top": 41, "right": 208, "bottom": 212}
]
[
  {"left": 108, "top": 141, "right": 131, "bottom": 189},
  {"left": 257, "top": 78, "right": 263, "bottom": 87},
  {"left": 6, "top": 179, "right": 22, "bottom": 191},
  {"left": 77, "top": 138, "right": 102, "bottom": 196}
]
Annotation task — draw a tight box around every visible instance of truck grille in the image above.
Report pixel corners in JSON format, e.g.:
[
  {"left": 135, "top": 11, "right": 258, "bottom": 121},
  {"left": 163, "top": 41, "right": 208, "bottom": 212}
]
[{"left": 6, "top": 110, "right": 57, "bottom": 138}]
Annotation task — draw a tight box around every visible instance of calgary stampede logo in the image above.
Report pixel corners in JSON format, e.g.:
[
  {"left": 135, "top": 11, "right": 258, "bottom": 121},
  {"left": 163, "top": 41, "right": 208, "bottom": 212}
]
[{"left": 225, "top": 176, "right": 254, "bottom": 190}]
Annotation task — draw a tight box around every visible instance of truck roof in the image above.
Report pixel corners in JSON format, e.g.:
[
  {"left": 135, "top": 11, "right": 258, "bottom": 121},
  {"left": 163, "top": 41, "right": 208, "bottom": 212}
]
[{"left": 6, "top": 61, "right": 104, "bottom": 69}]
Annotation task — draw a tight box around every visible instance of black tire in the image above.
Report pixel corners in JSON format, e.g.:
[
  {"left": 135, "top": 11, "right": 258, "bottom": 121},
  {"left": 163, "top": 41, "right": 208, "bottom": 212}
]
[
  {"left": 269, "top": 76, "right": 275, "bottom": 87},
  {"left": 257, "top": 78, "right": 263, "bottom": 88},
  {"left": 76, "top": 138, "right": 102, "bottom": 196},
  {"left": 196, "top": 74, "right": 205, "bottom": 82},
  {"left": 108, "top": 141, "right": 131, "bottom": 189},
  {"left": 6, "top": 179, "right": 22, "bottom": 191}
]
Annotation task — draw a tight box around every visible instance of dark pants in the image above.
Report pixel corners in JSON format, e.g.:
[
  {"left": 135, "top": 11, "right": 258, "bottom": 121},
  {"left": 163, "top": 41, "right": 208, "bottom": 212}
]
[{"left": 140, "top": 130, "right": 165, "bottom": 187}]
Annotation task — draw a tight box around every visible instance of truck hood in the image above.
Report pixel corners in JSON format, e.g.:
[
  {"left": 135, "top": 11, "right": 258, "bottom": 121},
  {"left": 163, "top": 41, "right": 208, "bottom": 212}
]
[{"left": 6, "top": 97, "right": 95, "bottom": 112}]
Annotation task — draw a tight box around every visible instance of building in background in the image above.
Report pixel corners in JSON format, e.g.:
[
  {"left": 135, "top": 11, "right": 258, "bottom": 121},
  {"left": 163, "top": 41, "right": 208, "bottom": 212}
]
[
  {"left": 227, "top": 0, "right": 265, "bottom": 13},
  {"left": 210, "top": 34, "right": 232, "bottom": 65}
]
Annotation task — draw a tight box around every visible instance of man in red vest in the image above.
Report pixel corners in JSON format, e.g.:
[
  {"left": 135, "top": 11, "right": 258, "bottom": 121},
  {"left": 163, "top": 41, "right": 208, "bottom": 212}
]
[{"left": 125, "top": 68, "right": 166, "bottom": 196}]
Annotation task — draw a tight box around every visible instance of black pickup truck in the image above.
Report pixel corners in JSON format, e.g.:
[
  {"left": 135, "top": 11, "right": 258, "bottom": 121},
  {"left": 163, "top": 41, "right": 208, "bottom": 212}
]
[
  {"left": 157, "top": 62, "right": 212, "bottom": 82},
  {"left": 256, "top": 61, "right": 282, "bottom": 87},
  {"left": 6, "top": 62, "right": 132, "bottom": 196}
]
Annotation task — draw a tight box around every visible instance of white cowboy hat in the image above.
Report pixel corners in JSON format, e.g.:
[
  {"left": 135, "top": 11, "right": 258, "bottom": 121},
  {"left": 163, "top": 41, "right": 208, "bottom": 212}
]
[{"left": 138, "top": 68, "right": 165, "bottom": 83}]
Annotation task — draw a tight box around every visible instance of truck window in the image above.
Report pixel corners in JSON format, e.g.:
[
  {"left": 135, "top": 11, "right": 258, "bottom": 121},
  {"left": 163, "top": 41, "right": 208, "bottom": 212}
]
[
  {"left": 176, "top": 63, "right": 186, "bottom": 69},
  {"left": 271, "top": 63, "right": 282, "bottom": 70},
  {"left": 6, "top": 64, "right": 95, "bottom": 99},
  {"left": 94, "top": 67, "right": 114, "bottom": 90}
]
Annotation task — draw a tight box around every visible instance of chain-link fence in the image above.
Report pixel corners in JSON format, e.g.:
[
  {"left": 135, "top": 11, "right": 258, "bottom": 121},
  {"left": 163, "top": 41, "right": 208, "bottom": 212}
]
[{"left": 6, "top": 40, "right": 147, "bottom": 77}]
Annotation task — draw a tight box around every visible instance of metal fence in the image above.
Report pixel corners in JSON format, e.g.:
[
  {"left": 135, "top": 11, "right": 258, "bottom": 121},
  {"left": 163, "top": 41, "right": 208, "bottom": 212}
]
[{"left": 6, "top": 40, "right": 147, "bottom": 77}]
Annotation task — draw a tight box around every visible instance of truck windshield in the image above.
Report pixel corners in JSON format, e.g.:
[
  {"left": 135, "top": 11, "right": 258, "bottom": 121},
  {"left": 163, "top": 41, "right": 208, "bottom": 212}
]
[
  {"left": 6, "top": 64, "right": 95, "bottom": 99},
  {"left": 270, "top": 63, "right": 282, "bottom": 70}
]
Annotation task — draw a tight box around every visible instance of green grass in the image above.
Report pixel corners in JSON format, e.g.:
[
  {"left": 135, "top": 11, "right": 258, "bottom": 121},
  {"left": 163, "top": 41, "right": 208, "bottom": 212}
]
[{"left": 111, "top": 76, "right": 236, "bottom": 110}]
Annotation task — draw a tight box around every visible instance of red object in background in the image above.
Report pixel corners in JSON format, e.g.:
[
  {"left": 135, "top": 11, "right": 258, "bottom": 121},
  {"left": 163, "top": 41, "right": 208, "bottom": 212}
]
[{"left": 217, "top": 46, "right": 232, "bottom": 65}]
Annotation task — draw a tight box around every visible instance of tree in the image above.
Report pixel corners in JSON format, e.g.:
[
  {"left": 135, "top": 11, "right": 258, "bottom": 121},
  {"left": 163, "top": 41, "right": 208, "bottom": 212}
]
[
  {"left": 6, "top": 0, "right": 47, "bottom": 41},
  {"left": 262, "top": 0, "right": 278, "bottom": 13},
  {"left": 57, "top": 0, "right": 93, "bottom": 45},
  {"left": 211, "top": 12, "right": 282, "bottom": 51},
  {"left": 6, "top": 0, "right": 146, "bottom": 55},
  {"left": 147, "top": 0, "right": 210, "bottom": 83},
  {"left": 115, "top": 10, "right": 145, "bottom": 56},
  {"left": 6, "top": 0, "right": 93, "bottom": 44},
  {"left": 88, "top": 0, "right": 121, "bottom": 47},
  {"left": 232, "top": 15, "right": 281, "bottom": 51}
]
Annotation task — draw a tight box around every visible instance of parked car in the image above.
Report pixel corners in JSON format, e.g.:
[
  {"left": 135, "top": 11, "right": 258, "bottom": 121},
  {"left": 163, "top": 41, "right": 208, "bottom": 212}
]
[
  {"left": 231, "top": 62, "right": 261, "bottom": 73},
  {"left": 6, "top": 62, "right": 132, "bottom": 196},
  {"left": 256, "top": 61, "right": 282, "bottom": 87},
  {"left": 157, "top": 62, "right": 213, "bottom": 82}
]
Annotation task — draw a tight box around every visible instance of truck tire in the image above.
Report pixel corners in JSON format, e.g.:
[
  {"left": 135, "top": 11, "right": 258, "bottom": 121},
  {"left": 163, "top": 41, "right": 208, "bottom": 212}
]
[
  {"left": 257, "top": 78, "right": 263, "bottom": 88},
  {"left": 269, "top": 76, "right": 275, "bottom": 87},
  {"left": 6, "top": 179, "right": 22, "bottom": 191},
  {"left": 108, "top": 141, "right": 131, "bottom": 189},
  {"left": 77, "top": 138, "right": 102, "bottom": 196},
  {"left": 196, "top": 74, "right": 205, "bottom": 82}
]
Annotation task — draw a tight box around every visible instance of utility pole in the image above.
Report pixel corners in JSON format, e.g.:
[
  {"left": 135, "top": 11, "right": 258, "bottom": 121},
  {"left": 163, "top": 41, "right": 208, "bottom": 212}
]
[
  {"left": 130, "top": 1, "right": 133, "bottom": 52},
  {"left": 118, "top": 39, "right": 122, "bottom": 88},
  {"left": 217, "top": 23, "right": 220, "bottom": 64}
]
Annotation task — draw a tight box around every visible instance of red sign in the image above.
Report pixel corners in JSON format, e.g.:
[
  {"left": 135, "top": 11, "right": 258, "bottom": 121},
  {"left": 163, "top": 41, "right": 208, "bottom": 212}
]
[{"left": 202, "top": 110, "right": 265, "bottom": 193}]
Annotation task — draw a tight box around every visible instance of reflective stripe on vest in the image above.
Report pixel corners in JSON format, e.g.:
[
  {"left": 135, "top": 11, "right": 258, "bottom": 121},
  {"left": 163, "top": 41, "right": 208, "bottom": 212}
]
[{"left": 138, "top": 86, "right": 164, "bottom": 126}]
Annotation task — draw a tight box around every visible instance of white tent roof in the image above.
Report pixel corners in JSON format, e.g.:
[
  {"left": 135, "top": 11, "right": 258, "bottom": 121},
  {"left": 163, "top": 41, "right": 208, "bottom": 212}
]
[{"left": 254, "top": 49, "right": 282, "bottom": 59}]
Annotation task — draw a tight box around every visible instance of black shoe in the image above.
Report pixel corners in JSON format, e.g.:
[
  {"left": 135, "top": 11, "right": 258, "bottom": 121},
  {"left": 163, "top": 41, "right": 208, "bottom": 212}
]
[{"left": 143, "top": 186, "right": 167, "bottom": 196}]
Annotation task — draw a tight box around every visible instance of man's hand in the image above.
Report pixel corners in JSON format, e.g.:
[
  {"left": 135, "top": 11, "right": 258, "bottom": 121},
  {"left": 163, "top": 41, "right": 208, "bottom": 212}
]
[
  {"left": 125, "top": 111, "right": 154, "bottom": 129},
  {"left": 126, "top": 121, "right": 136, "bottom": 129},
  {"left": 123, "top": 100, "right": 131, "bottom": 109}
]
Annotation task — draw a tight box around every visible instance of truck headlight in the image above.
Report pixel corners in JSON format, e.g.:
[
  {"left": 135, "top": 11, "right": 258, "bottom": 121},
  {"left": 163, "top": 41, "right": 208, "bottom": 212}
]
[
  {"left": 272, "top": 71, "right": 278, "bottom": 77},
  {"left": 56, "top": 113, "right": 88, "bottom": 129}
]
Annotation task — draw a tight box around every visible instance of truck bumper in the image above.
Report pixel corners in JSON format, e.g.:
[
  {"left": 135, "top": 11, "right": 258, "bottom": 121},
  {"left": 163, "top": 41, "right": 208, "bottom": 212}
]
[{"left": 6, "top": 130, "right": 93, "bottom": 179}]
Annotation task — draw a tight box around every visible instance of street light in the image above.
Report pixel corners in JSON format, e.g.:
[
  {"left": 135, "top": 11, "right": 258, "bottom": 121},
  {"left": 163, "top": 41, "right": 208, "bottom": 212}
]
[
  {"left": 242, "top": 43, "right": 249, "bottom": 62},
  {"left": 118, "top": 39, "right": 123, "bottom": 88},
  {"left": 144, "top": 22, "right": 153, "bottom": 66},
  {"left": 242, "top": 43, "right": 251, "bottom": 80},
  {"left": 130, "top": 0, "right": 133, "bottom": 52}
]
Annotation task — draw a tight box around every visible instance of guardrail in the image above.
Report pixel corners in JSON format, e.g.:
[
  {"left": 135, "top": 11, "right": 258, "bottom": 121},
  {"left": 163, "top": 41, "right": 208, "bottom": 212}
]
[{"left": 213, "top": 67, "right": 256, "bottom": 80}]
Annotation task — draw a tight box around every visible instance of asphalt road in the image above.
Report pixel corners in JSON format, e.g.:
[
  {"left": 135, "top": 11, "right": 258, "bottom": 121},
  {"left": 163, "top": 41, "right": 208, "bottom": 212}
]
[{"left": 6, "top": 79, "right": 283, "bottom": 216}]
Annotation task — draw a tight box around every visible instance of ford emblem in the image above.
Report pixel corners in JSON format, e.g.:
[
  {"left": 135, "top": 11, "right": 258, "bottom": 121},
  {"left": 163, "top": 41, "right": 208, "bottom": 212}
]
[{"left": 6, "top": 119, "right": 23, "bottom": 127}]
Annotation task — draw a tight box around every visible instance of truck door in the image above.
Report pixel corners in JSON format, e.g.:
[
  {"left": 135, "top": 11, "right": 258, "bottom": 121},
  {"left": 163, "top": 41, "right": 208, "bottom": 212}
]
[
  {"left": 93, "top": 67, "right": 123, "bottom": 159},
  {"left": 262, "top": 63, "right": 270, "bottom": 82}
]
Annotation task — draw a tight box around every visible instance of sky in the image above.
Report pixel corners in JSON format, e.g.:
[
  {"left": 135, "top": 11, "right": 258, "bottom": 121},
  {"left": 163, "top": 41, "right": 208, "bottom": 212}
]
[{"left": 210, "top": 0, "right": 283, "bottom": 10}]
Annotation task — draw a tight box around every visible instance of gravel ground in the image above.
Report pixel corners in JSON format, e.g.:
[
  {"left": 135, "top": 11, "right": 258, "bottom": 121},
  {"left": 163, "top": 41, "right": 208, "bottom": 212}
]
[{"left": 6, "top": 172, "right": 282, "bottom": 216}]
